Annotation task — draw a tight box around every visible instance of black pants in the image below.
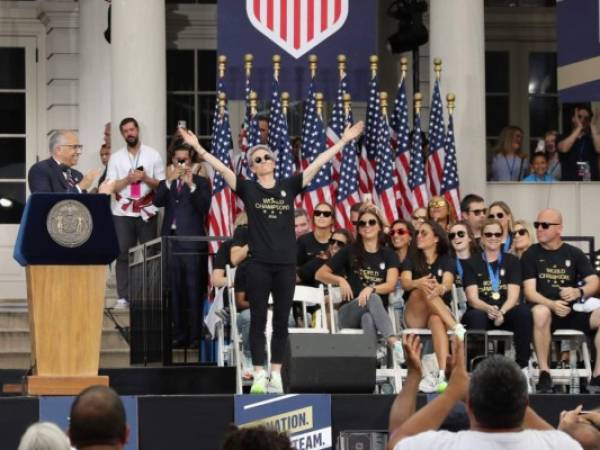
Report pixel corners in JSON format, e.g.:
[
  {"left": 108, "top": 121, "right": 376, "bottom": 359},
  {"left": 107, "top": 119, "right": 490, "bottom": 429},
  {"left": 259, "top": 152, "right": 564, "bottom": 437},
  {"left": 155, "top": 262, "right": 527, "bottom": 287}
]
[
  {"left": 169, "top": 253, "right": 203, "bottom": 343},
  {"left": 113, "top": 215, "right": 157, "bottom": 299},
  {"left": 245, "top": 260, "right": 296, "bottom": 366},
  {"left": 462, "top": 303, "right": 533, "bottom": 368}
]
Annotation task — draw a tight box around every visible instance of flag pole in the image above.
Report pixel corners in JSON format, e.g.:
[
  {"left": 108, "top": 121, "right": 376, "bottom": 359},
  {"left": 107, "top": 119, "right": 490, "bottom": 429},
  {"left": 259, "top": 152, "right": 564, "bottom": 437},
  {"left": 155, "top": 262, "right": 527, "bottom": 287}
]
[
  {"left": 414, "top": 92, "right": 422, "bottom": 116},
  {"left": 315, "top": 92, "right": 324, "bottom": 120},
  {"left": 337, "top": 54, "right": 346, "bottom": 80},
  {"left": 309, "top": 54, "right": 318, "bottom": 78},
  {"left": 343, "top": 93, "right": 352, "bottom": 121},
  {"left": 370, "top": 54, "right": 378, "bottom": 78},
  {"left": 281, "top": 92, "right": 289, "bottom": 116},
  {"left": 447, "top": 92, "right": 455, "bottom": 116},
  {"left": 244, "top": 53, "right": 253, "bottom": 78},
  {"left": 218, "top": 55, "right": 227, "bottom": 79},
  {"left": 380, "top": 91, "right": 388, "bottom": 118},
  {"left": 434, "top": 58, "right": 442, "bottom": 82},
  {"left": 218, "top": 91, "right": 226, "bottom": 119},
  {"left": 273, "top": 54, "right": 281, "bottom": 81},
  {"left": 249, "top": 90, "right": 258, "bottom": 116}
]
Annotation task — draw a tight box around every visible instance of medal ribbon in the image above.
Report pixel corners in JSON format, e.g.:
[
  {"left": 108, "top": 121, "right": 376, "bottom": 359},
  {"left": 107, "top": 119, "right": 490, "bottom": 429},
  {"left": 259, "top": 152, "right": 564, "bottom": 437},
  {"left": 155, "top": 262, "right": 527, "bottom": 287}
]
[{"left": 483, "top": 251, "right": 503, "bottom": 297}]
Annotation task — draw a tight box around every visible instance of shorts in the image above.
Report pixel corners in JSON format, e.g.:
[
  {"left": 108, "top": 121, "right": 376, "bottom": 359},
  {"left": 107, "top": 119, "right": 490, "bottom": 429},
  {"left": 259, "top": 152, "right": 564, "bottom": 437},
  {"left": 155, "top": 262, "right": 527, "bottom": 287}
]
[{"left": 551, "top": 310, "right": 592, "bottom": 335}]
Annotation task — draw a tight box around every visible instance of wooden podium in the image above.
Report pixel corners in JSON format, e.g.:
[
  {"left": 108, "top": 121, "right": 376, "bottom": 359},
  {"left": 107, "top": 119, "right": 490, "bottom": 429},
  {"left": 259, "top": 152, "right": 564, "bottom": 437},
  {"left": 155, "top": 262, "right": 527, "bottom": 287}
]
[{"left": 14, "top": 194, "right": 120, "bottom": 395}]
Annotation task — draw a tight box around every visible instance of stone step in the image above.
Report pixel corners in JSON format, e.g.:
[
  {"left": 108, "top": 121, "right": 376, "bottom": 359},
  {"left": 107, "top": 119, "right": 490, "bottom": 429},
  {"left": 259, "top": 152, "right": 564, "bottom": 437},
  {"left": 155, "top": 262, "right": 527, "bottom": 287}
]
[
  {"left": 0, "top": 309, "right": 130, "bottom": 329},
  {"left": 0, "top": 328, "right": 129, "bottom": 352}
]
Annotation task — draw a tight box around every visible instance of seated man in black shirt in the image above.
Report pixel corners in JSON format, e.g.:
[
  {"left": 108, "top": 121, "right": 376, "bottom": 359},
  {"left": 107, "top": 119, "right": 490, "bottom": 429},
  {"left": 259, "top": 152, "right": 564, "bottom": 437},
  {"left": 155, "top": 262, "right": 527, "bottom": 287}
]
[{"left": 522, "top": 208, "right": 600, "bottom": 392}]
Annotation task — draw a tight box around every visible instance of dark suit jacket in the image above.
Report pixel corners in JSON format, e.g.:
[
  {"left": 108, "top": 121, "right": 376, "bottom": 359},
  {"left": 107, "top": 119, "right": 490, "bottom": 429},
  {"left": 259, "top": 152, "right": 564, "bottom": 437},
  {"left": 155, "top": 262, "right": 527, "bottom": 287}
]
[
  {"left": 153, "top": 175, "right": 211, "bottom": 242},
  {"left": 27, "top": 157, "right": 83, "bottom": 193}
]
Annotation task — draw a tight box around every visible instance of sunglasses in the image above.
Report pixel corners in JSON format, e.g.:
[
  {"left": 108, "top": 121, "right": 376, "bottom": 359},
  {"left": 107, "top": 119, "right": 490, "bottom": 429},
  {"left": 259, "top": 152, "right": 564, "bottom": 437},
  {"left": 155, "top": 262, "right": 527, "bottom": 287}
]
[
  {"left": 253, "top": 154, "right": 272, "bottom": 164},
  {"left": 389, "top": 228, "right": 409, "bottom": 237},
  {"left": 448, "top": 230, "right": 466, "bottom": 240},
  {"left": 512, "top": 229, "right": 528, "bottom": 237},
  {"left": 469, "top": 208, "right": 486, "bottom": 216},
  {"left": 429, "top": 200, "right": 447, "bottom": 208},
  {"left": 358, "top": 219, "right": 378, "bottom": 228},
  {"left": 412, "top": 215, "right": 427, "bottom": 222},
  {"left": 351, "top": 220, "right": 358, "bottom": 226},
  {"left": 483, "top": 232, "right": 503, "bottom": 238},
  {"left": 314, "top": 210, "right": 332, "bottom": 218},
  {"left": 329, "top": 238, "right": 347, "bottom": 247},
  {"left": 534, "top": 221, "right": 560, "bottom": 230},
  {"left": 488, "top": 212, "right": 505, "bottom": 219}
]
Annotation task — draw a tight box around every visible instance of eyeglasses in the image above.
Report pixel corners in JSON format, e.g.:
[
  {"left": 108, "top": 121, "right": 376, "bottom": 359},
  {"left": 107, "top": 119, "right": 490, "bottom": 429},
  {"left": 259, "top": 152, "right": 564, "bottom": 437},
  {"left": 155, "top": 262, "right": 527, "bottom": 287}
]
[
  {"left": 534, "top": 221, "right": 560, "bottom": 230},
  {"left": 429, "top": 200, "right": 447, "bottom": 208},
  {"left": 412, "top": 215, "right": 427, "bottom": 222},
  {"left": 61, "top": 144, "right": 84, "bottom": 151},
  {"left": 469, "top": 208, "right": 486, "bottom": 216},
  {"left": 329, "top": 238, "right": 347, "bottom": 247},
  {"left": 448, "top": 230, "right": 466, "bottom": 240},
  {"left": 488, "top": 212, "right": 505, "bottom": 220},
  {"left": 483, "top": 232, "right": 503, "bottom": 238},
  {"left": 358, "top": 219, "right": 378, "bottom": 228},
  {"left": 253, "top": 154, "right": 272, "bottom": 164},
  {"left": 512, "top": 229, "right": 528, "bottom": 237},
  {"left": 314, "top": 210, "right": 332, "bottom": 218},
  {"left": 389, "top": 228, "right": 409, "bottom": 237}
]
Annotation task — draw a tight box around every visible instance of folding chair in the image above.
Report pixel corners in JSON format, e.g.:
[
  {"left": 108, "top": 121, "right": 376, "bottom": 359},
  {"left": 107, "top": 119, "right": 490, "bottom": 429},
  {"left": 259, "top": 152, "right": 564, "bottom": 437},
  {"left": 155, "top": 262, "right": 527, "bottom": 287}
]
[
  {"left": 224, "top": 265, "right": 245, "bottom": 394},
  {"left": 289, "top": 285, "right": 329, "bottom": 334}
]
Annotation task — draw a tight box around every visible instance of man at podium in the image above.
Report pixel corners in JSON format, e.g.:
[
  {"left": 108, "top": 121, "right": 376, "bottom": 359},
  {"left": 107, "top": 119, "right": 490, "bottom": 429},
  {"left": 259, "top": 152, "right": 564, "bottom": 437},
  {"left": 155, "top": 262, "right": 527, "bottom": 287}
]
[{"left": 28, "top": 130, "right": 101, "bottom": 194}]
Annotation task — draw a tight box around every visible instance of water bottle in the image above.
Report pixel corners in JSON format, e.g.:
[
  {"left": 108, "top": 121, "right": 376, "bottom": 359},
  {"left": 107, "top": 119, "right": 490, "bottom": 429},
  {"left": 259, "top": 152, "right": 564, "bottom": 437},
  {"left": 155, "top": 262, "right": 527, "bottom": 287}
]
[{"left": 570, "top": 358, "right": 580, "bottom": 394}]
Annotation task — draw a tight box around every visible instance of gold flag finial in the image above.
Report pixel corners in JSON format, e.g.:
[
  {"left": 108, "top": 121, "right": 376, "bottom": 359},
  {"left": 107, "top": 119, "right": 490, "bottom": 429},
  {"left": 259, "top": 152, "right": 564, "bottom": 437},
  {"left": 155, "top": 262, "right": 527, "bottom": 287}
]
[
  {"left": 309, "top": 54, "right": 318, "bottom": 78},
  {"left": 249, "top": 90, "right": 258, "bottom": 115},
  {"left": 447, "top": 93, "right": 456, "bottom": 115},
  {"left": 244, "top": 54, "right": 254, "bottom": 77},
  {"left": 218, "top": 55, "right": 227, "bottom": 78},
  {"left": 343, "top": 93, "right": 352, "bottom": 118},
  {"left": 273, "top": 54, "right": 281, "bottom": 79},
  {"left": 337, "top": 54, "right": 347, "bottom": 79},
  {"left": 380, "top": 92, "right": 388, "bottom": 117},
  {"left": 369, "top": 55, "right": 379, "bottom": 78},
  {"left": 315, "top": 92, "right": 324, "bottom": 118},
  {"left": 218, "top": 92, "right": 227, "bottom": 117},
  {"left": 400, "top": 56, "right": 408, "bottom": 79},
  {"left": 434, "top": 58, "right": 442, "bottom": 81},
  {"left": 281, "top": 92, "right": 290, "bottom": 115},
  {"left": 414, "top": 92, "right": 422, "bottom": 115}
]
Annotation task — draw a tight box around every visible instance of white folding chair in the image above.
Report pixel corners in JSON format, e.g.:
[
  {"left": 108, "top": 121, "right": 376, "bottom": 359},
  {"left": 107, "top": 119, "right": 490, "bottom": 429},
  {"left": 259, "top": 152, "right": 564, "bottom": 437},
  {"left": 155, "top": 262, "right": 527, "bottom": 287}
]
[
  {"left": 224, "top": 265, "right": 245, "bottom": 394},
  {"left": 289, "top": 285, "right": 329, "bottom": 333}
]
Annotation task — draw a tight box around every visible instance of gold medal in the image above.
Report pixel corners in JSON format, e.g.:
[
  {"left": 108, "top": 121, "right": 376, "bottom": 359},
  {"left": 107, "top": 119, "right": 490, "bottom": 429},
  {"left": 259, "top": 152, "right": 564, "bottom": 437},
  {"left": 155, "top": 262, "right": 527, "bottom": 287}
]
[{"left": 491, "top": 292, "right": 501, "bottom": 301}]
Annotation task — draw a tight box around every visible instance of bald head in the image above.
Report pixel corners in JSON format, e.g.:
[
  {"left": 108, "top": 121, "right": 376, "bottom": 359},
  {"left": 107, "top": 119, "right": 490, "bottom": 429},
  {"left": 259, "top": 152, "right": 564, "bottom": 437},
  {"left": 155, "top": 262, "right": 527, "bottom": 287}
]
[
  {"left": 535, "top": 208, "right": 563, "bottom": 247},
  {"left": 69, "top": 386, "right": 127, "bottom": 449},
  {"left": 537, "top": 208, "right": 563, "bottom": 225}
]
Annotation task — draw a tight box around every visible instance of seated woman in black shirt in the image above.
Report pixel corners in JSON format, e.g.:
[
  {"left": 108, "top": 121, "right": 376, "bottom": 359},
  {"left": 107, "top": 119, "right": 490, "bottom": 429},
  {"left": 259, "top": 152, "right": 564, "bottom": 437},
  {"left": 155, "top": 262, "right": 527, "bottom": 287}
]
[
  {"left": 316, "top": 207, "right": 404, "bottom": 362},
  {"left": 448, "top": 220, "right": 478, "bottom": 287},
  {"left": 487, "top": 201, "right": 514, "bottom": 253},
  {"left": 297, "top": 202, "right": 334, "bottom": 267},
  {"left": 297, "top": 228, "right": 352, "bottom": 286},
  {"left": 388, "top": 219, "right": 415, "bottom": 266},
  {"left": 461, "top": 218, "right": 532, "bottom": 374},
  {"left": 400, "top": 220, "right": 465, "bottom": 391}
]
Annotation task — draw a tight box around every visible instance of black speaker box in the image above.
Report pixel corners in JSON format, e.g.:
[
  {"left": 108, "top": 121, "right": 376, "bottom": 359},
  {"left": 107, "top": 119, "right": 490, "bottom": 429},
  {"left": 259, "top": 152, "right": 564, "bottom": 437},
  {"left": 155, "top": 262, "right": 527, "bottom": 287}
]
[{"left": 282, "top": 333, "right": 376, "bottom": 393}]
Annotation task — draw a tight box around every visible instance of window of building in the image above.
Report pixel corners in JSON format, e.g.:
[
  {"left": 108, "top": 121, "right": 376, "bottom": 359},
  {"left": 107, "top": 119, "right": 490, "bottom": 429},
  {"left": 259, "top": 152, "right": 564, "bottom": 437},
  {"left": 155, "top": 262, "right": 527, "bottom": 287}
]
[
  {"left": 0, "top": 47, "right": 26, "bottom": 224},
  {"left": 528, "top": 51, "right": 558, "bottom": 150}
]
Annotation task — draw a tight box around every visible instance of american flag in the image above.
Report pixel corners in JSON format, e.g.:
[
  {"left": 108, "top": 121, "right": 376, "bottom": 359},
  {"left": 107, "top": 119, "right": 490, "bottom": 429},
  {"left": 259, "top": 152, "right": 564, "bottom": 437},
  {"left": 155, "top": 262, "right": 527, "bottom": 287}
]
[
  {"left": 242, "top": 114, "right": 260, "bottom": 181},
  {"left": 301, "top": 80, "right": 333, "bottom": 216},
  {"left": 208, "top": 108, "right": 235, "bottom": 257},
  {"left": 359, "top": 75, "right": 379, "bottom": 198},
  {"left": 335, "top": 109, "right": 360, "bottom": 230},
  {"left": 210, "top": 77, "right": 226, "bottom": 153},
  {"left": 440, "top": 112, "right": 461, "bottom": 221},
  {"left": 326, "top": 75, "right": 350, "bottom": 187},
  {"left": 408, "top": 112, "right": 429, "bottom": 209},
  {"left": 389, "top": 75, "right": 413, "bottom": 220},
  {"left": 269, "top": 77, "right": 295, "bottom": 181},
  {"left": 375, "top": 110, "right": 399, "bottom": 224},
  {"left": 235, "top": 76, "right": 253, "bottom": 213},
  {"left": 300, "top": 77, "right": 317, "bottom": 171},
  {"left": 426, "top": 79, "right": 445, "bottom": 196}
]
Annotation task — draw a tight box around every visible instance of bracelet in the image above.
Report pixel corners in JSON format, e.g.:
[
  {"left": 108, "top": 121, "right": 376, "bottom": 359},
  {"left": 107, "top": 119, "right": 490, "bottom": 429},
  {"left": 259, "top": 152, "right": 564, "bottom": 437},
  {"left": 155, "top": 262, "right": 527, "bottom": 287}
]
[
  {"left": 579, "top": 287, "right": 585, "bottom": 300},
  {"left": 370, "top": 286, "right": 376, "bottom": 295}
]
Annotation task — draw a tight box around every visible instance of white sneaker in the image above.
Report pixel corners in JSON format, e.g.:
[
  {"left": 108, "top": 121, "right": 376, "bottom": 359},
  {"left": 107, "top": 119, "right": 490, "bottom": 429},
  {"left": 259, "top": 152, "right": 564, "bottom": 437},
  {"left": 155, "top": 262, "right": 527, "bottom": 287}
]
[
  {"left": 267, "top": 371, "right": 284, "bottom": 394},
  {"left": 573, "top": 297, "right": 600, "bottom": 313},
  {"left": 392, "top": 341, "right": 405, "bottom": 365},
  {"left": 521, "top": 367, "right": 532, "bottom": 394},
  {"left": 114, "top": 298, "right": 129, "bottom": 309},
  {"left": 250, "top": 369, "right": 268, "bottom": 394},
  {"left": 435, "top": 372, "right": 448, "bottom": 393},
  {"left": 419, "top": 372, "right": 438, "bottom": 393},
  {"left": 453, "top": 323, "right": 466, "bottom": 341}
]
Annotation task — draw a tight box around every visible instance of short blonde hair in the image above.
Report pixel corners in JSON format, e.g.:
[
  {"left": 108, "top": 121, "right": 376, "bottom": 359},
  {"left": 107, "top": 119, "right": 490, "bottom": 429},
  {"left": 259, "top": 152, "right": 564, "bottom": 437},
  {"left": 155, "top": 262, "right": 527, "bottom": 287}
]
[
  {"left": 18, "top": 422, "right": 71, "bottom": 450},
  {"left": 247, "top": 145, "right": 277, "bottom": 167}
]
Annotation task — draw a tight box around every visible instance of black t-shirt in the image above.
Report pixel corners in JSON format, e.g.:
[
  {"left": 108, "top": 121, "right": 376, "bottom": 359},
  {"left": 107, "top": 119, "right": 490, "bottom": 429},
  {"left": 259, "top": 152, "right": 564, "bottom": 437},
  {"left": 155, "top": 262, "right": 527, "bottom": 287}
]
[
  {"left": 230, "top": 225, "right": 249, "bottom": 248},
  {"left": 214, "top": 239, "right": 234, "bottom": 270},
  {"left": 326, "top": 245, "right": 400, "bottom": 306},
  {"left": 297, "top": 257, "right": 327, "bottom": 287},
  {"left": 559, "top": 133, "right": 599, "bottom": 181},
  {"left": 235, "top": 174, "right": 304, "bottom": 264},
  {"left": 521, "top": 243, "right": 595, "bottom": 300},
  {"left": 463, "top": 252, "right": 521, "bottom": 306},
  {"left": 297, "top": 232, "right": 329, "bottom": 266},
  {"left": 401, "top": 253, "right": 455, "bottom": 303},
  {"left": 454, "top": 257, "right": 470, "bottom": 289}
]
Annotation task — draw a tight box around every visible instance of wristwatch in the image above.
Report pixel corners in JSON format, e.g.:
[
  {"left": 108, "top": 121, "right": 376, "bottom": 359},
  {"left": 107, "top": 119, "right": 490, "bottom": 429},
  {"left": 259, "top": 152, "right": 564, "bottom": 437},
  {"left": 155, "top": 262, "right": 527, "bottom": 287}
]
[{"left": 578, "top": 287, "right": 585, "bottom": 300}]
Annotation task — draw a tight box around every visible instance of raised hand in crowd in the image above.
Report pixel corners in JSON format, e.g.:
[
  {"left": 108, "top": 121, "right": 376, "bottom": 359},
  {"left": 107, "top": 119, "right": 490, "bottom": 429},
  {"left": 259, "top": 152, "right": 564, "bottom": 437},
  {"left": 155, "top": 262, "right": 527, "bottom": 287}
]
[
  {"left": 403, "top": 334, "right": 423, "bottom": 377},
  {"left": 445, "top": 336, "right": 469, "bottom": 402},
  {"left": 571, "top": 108, "right": 583, "bottom": 130}
]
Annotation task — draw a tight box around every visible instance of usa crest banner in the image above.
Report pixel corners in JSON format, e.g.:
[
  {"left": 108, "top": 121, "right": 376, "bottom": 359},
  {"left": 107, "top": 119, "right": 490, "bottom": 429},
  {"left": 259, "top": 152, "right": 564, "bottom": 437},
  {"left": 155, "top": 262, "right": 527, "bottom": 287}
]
[{"left": 218, "top": 0, "right": 377, "bottom": 101}]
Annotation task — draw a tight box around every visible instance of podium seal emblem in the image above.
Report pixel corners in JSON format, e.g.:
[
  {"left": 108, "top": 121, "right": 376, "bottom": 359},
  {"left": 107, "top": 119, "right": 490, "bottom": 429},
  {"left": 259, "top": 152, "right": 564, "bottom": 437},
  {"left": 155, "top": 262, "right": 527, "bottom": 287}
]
[{"left": 46, "top": 200, "right": 93, "bottom": 248}]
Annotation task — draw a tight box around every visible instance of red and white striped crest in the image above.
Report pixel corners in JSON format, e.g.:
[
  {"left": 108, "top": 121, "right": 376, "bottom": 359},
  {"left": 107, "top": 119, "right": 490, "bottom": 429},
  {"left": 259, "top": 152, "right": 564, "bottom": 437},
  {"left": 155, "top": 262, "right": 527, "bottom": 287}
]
[{"left": 246, "top": 0, "right": 349, "bottom": 59}]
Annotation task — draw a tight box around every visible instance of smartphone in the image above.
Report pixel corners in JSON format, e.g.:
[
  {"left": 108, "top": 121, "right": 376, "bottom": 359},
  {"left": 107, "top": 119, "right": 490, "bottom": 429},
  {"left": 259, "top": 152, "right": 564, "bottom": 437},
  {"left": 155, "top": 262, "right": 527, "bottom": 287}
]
[
  {"left": 136, "top": 166, "right": 144, "bottom": 171},
  {"left": 177, "top": 159, "right": 186, "bottom": 166},
  {"left": 177, "top": 120, "right": 187, "bottom": 129}
]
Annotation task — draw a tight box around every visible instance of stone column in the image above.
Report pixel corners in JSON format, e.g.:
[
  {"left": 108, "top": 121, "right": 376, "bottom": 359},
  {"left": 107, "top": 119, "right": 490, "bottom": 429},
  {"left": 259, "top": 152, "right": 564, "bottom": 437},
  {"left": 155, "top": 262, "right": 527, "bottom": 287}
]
[
  {"left": 78, "top": 0, "right": 111, "bottom": 173},
  {"left": 111, "top": 0, "right": 166, "bottom": 157},
  {"left": 429, "top": 0, "right": 486, "bottom": 198}
]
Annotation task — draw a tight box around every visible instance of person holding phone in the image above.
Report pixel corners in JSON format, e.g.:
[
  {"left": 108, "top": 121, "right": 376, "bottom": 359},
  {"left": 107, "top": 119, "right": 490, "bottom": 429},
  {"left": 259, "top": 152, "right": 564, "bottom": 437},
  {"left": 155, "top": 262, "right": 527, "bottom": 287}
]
[
  {"left": 180, "top": 121, "right": 364, "bottom": 394},
  {"left": 106, "top": 117, "right": 165, "bottom": 308}
]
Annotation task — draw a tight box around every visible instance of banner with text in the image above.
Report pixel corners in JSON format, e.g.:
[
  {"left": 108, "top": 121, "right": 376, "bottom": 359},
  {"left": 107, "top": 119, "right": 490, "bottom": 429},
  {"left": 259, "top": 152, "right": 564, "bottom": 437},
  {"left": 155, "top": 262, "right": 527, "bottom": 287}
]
[
  {"left": 217, "top": 0, "right": 377, "bottom": 101},
  {"left": 235, "top": 394, "right": 332, "bottom": 450},
  {"left": 557, "top": 0, "right": 600, "bottom": 101}
]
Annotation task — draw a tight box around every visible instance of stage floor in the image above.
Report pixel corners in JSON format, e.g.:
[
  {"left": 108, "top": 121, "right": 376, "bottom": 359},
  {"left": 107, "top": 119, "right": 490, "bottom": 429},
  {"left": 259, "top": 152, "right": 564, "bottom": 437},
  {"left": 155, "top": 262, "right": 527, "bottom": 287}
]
[{"left": 1, "top": 393, "right": 599, "bottom": 450}]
